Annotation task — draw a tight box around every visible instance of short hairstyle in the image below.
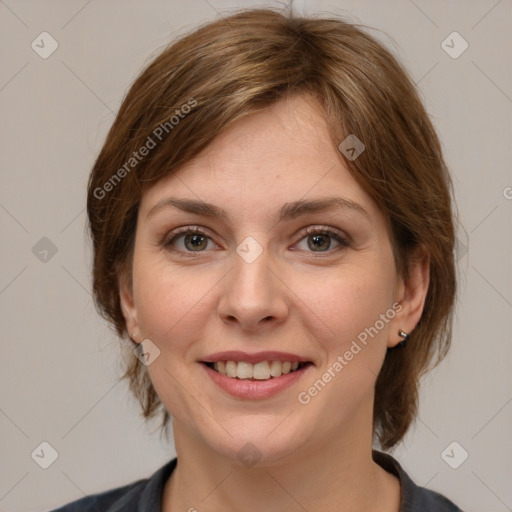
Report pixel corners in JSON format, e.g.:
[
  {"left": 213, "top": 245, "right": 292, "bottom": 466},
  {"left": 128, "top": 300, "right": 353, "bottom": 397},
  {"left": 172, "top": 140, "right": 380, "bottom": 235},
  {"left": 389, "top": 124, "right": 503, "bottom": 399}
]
[{"left": 87, "top": 7, "right": 456, "bottom": 450}]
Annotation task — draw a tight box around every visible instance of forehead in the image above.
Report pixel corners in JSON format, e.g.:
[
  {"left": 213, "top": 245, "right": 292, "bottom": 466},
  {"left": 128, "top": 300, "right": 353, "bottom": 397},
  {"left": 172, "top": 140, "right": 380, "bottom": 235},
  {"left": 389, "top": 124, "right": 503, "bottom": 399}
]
[{"left": 139, "top": 94, "right": 379, "bottom": 222}]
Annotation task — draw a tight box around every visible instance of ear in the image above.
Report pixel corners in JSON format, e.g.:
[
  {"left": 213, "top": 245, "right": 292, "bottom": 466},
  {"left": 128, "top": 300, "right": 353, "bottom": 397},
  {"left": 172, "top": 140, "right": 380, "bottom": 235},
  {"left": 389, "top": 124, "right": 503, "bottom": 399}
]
[
  {"left": 388, "top": 245, "right": 430, "bottom": 348},
  {"left": 118, "top": 269, "right": 140, "bottom": 343}
]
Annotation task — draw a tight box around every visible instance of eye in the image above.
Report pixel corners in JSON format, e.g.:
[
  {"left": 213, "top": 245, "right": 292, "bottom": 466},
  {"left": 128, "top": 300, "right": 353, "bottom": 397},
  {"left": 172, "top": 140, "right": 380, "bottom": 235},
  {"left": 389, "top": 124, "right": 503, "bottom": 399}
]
[
  {"left": 164, "top": 226, "right": 218, "bottom": 254},
  {"left": 294, "top": 226, "right": 351, "bottom": 253},
  {"left": 163, "top": 225, "right": 351, "bottom": 256}
]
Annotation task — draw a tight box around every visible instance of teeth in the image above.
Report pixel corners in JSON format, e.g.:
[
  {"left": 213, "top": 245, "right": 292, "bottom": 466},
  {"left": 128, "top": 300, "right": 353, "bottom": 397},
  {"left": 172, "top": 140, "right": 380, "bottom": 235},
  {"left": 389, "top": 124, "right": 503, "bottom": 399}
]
[
  {"left": 237, "top": 361, "right": 253, "bottom": 379},
  {"left": 270, "top": 360, "right": 282, "bottom": 377},
  {"left": 253, "top": 361, "right": 270, "bottom": 380},
  {"left": 211, "top": 360, "right": 305, "bottom": 380},
  {"left": 225, "top": 360, "right": 237, "bottom": 378}
]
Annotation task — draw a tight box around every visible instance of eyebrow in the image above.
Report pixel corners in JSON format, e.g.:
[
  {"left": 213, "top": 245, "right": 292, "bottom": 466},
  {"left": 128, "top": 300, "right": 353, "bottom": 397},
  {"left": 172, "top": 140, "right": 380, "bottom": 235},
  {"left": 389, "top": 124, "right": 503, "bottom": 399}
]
[{"left": 146, "top": 196, "right": 370, "bottom": 222}]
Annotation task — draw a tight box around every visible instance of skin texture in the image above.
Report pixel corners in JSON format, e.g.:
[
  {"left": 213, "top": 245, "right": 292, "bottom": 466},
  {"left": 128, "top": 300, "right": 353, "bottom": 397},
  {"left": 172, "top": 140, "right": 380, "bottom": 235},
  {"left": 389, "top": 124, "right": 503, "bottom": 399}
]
[{"left": 119, "top": 94, "right": 429, "bottom": 512}]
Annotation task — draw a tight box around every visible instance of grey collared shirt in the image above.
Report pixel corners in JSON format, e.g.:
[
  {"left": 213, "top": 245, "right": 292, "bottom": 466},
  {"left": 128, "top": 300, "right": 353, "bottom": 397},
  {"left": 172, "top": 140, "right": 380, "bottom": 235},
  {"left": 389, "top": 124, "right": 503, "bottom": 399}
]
[{"left": 49, "top": 451, "right": 463, "bottom": 511}]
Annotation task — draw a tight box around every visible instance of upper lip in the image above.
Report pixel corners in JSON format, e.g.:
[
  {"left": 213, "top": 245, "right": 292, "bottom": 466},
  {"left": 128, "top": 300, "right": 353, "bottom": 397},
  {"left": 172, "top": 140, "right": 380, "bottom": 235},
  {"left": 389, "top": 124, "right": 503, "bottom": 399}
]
[{"left": 202, "top": 351, "right": 311, "bottom": 364}]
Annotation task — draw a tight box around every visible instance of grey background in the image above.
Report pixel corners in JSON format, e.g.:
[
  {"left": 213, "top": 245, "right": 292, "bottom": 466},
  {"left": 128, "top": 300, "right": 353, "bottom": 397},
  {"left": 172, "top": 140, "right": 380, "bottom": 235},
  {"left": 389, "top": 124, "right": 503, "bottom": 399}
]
[{"left": 1, "top": 0, "right": 511, "bottom": 511}]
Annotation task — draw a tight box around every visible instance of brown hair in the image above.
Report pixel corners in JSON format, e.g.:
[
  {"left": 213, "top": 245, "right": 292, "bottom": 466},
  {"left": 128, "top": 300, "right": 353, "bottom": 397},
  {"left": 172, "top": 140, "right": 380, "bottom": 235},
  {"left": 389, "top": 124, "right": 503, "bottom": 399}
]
[{"left": 87, "top": 7, "right": 456, "bottom": 450}]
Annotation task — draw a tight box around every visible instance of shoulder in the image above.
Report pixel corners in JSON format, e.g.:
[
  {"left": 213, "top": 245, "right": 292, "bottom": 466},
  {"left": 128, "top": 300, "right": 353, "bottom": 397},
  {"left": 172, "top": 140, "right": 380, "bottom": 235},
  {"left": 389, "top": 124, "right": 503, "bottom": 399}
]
[
  {"left": 48, "top": 480, "right": 145, "bottom": 512},
  {"left": 48, "top": 458, "right": 177, "bottom": 512},
  {"left": 373, "top": 450, "right": 464, "bottom": 512}
]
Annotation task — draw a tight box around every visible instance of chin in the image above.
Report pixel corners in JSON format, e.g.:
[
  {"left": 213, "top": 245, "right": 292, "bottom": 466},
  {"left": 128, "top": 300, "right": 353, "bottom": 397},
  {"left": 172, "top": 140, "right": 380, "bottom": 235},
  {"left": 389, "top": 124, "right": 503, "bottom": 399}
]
[{"left": 198, "top": 415, "right": 314, "bottom": 467}]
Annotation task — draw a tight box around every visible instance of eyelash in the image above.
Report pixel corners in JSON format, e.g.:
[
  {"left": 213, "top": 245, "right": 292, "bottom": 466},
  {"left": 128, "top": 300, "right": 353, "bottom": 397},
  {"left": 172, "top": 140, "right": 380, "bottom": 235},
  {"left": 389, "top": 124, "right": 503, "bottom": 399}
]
[{"left": 163, "top": 225, "right": 352, "bottom": 257}]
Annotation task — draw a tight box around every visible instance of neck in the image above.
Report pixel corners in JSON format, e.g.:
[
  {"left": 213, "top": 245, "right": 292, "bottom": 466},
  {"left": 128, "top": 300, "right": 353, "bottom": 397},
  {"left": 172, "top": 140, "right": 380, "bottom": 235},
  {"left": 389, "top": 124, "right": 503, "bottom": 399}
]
[{"left": 162, "top": 415, "right": 400, "bottom": 512}]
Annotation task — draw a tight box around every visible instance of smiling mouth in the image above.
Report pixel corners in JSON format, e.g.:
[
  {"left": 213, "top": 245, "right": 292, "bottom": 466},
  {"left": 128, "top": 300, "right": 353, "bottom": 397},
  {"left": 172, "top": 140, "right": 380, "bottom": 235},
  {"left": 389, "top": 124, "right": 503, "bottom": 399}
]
[{"left": 203, "top": 360, "right": 311, "bottom": 380}]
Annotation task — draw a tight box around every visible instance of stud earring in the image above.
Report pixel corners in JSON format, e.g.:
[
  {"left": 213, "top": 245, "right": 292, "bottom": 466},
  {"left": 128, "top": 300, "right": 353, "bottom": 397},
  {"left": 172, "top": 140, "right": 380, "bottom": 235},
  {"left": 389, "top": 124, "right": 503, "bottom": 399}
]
[{"left": 397, "top": 329, "right": 409, "bottom": 347}]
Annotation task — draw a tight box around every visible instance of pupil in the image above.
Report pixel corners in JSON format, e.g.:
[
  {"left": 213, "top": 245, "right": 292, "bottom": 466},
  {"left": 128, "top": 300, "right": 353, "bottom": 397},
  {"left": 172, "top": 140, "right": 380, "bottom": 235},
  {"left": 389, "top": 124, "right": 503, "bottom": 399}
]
[
  {"left": 309, "top": 234, "right": 330, "bottom": 251},
  {"left": 186, "top": 234, "right": 206, "bottom": 251}
]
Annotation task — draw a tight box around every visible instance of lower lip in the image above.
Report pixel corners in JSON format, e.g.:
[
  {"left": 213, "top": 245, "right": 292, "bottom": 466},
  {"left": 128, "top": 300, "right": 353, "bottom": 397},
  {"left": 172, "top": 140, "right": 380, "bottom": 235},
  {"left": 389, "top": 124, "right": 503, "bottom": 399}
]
[{"left": 201, "top": 363, "right": 312, "bottom": 399}]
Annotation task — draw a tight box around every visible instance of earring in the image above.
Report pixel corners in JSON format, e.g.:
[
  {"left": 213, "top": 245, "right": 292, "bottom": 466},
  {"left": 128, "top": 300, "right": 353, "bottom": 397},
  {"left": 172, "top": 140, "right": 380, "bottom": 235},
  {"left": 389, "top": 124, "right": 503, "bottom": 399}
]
[{"left": 397, "top": 329, "right": 409, "bottom": 347}]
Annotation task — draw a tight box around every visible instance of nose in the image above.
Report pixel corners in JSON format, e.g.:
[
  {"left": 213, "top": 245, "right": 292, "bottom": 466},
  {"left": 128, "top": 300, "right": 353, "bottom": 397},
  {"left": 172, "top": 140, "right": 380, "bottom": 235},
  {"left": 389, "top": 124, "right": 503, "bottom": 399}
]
[{"left": 217, "top": 246, "right": 289, "bottom": 332}]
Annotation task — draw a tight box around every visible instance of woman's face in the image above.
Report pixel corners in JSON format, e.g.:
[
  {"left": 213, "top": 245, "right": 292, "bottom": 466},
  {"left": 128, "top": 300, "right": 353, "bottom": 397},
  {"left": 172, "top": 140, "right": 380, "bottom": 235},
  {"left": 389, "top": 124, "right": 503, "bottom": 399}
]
[{"left": 120, "top": 94, "right": 415, "bottom": 464}]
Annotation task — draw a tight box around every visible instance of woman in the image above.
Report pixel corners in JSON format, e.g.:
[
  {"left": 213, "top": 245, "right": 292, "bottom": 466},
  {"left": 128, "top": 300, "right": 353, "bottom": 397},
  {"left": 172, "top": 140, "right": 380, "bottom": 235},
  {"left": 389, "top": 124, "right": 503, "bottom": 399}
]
[{"left": 52, "top": 7, "right": 462, "bottom": 511}]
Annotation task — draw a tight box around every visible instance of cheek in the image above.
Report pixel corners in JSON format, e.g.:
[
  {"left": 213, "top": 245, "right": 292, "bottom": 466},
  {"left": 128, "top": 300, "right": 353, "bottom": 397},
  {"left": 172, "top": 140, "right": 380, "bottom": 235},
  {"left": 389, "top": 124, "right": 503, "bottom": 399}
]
[
  {"left": 132, "top": 257, "right": 220, "bottom": 349},
  {"left": 293, "top": 262, "right": 396, "bottom": 346},
  {"left": 132, "top": 256, "right": 181, "bottom": 334},
  {"left": 131, "top": 261, "right": 217, "bottom": 417}
]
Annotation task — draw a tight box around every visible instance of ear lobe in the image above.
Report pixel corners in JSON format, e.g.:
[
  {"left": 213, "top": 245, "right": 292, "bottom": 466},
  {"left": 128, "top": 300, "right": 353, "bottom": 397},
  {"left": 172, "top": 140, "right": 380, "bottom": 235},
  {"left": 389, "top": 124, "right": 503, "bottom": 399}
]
[{"left": 388, "top": 245, "right": 430, "bottom": 348}]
